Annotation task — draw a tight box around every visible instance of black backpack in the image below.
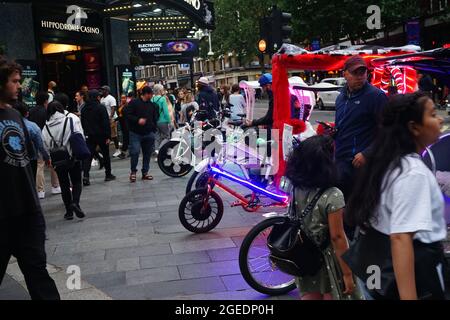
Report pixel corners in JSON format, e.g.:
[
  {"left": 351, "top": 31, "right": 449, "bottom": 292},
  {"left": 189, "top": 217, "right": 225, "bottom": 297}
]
[
  {"left": 45, "top": 117, "right": 73, "bottom": 170},
  {"left": 267, "top": 188, "right": 327, "bottom": 277}
]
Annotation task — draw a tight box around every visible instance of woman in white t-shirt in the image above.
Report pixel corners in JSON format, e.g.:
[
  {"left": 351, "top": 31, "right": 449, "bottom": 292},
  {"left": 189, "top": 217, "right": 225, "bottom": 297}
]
[
  {"left": 228, "top": 84, "right": 246, "bottom": 121},
  {"left": 347, "top": 92, "right": 446, "bottom": 300}
]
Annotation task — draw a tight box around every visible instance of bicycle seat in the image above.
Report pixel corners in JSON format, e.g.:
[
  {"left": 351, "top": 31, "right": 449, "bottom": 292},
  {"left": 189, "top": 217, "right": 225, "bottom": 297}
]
[
  {"left": 237, "top": 113, "right": 247, "bottom": 118},
  {"left": 228, "top": 120, "right": 243, "bottom": 127}
]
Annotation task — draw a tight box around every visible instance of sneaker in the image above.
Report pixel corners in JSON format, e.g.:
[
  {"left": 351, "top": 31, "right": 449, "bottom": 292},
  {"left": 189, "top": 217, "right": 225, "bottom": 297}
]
[
  {"left": 52, "top": 186, "right": 62, "bottom": 195},
  {"left": 105, "top": 174, "right": 116, "bottom": 182},
  {"left": 64, "top": 211, "right": 74, "bottom": 221},
  {"left": 38, "top": 191, "right": 45, "bottom": 199},
  {"left": 113, "top": 150, "right": 121, "bottom": 157},
  {"left": 118, "top": 152, "right": 127, "bottom": 160},
  {"left": 70, "top": 203, "right": 85, "bottom": 219},
  {"left": 130, "top": 172, "right": 137, "bottom": 183},
  {"left": 83, "top": 177, "right": 90, "bottom": 186}
]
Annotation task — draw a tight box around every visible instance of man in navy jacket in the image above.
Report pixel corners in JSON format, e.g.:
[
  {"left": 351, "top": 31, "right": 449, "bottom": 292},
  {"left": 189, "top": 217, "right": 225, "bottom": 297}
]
[{"left": 334, "top": 56, "right": 388, "bottom": 200}]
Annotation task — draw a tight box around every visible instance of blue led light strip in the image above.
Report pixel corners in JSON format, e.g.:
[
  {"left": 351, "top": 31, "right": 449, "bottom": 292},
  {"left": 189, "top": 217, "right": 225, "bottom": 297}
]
[{"left": 210, "top": 166, "right": 289, "bottom": 203}]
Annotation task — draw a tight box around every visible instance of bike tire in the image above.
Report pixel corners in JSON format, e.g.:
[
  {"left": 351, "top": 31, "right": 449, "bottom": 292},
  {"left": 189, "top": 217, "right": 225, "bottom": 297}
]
[
  {"left": 179, "top": 188, "right": 224, "bottom": 233},
  {"left": 157, "top": 140, "right": 193, "bottom": 178},
  {"left": 239, "top": 217, "right": 297, "bottom": 295}
]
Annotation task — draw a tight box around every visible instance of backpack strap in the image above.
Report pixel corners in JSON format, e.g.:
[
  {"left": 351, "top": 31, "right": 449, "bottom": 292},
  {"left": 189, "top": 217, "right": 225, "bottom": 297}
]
[
  {"left": 294, "top": 188, "right": 326, "bottom": 225},
  {"left": 60, "top": 117, "right": 69, "bottom": 146},
  {"left": 45, "top": 125, "right": 59, "bottom": 148}
]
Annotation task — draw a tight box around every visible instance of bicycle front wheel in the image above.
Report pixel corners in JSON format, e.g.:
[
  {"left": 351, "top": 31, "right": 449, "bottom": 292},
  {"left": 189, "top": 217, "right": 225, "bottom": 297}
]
[{"left": 239, "top": 217, "right": 297, "bottom": 295}]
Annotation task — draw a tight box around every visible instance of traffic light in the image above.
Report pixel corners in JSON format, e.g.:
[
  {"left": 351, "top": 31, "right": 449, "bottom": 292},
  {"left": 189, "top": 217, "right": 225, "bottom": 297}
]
[
  {"left": 258, "top": 17, "right": 272, "bottom": 54},
  {"left": 271, "top": 8, "right": 292, "bottom": 51}
]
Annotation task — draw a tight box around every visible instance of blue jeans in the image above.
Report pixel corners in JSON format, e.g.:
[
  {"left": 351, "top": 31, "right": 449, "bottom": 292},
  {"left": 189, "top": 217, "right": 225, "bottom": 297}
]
[{"left": 129, "top": 131, "right": 155, "bottom": 174}]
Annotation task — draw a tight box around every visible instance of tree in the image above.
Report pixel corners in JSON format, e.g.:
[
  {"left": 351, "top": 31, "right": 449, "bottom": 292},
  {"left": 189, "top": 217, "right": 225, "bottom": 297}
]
[{"left": 205, "top": 0, "right": 275, "bottom": 65}]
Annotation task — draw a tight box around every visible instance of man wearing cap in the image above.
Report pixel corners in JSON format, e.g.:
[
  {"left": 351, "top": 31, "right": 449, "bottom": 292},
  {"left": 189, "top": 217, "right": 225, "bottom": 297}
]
[
  {"left": 124, "top": 86, "right": 158, "bottom": 182},
  {"left": 334, "top": 55, "right": 388, "bottom": 201},
  {"left": 245, "top": 73, "right": 274, "bottom": 127},
  {"left": 81, "top": 90, "right": 116, "bottom": 184},
  {"left": 196, "top": 77, "right": 220, "bottom": 119}
]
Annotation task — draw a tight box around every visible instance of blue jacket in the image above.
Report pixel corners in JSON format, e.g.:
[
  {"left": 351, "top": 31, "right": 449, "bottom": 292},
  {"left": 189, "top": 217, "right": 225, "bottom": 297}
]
[
  {"left": 24, "top": 118, "right": 49, "bottom": 161},
  {"left": 334, "top": 82, "right": 388, "bottom": 162}
]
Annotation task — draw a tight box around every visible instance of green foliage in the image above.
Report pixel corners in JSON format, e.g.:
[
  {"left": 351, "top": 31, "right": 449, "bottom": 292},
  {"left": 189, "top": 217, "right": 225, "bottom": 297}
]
[
  {"left": 209, "top": 0, "right": 435, "bottom": 59},
  {"left": 208, "top": 0, "right": 275, "bottom": 64}
]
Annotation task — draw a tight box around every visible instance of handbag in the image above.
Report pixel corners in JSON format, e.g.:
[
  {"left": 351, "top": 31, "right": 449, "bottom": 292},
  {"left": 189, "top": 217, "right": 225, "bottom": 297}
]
[
  {"left": 342, "top": 226, "right": 447, "bottom": 300},
  {"left": 46, "top": 118, "right": 73, "bottom": 170},
  {"left": 67, "top": 117, "right": 91, "bottom": 160},
  {"left": 267, "top": 188, "right": 327, "bottom": 277}
]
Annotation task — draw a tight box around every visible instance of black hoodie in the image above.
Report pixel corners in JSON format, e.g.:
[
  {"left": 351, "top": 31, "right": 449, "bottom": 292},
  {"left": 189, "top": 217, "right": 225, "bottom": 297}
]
[
  {"left": 80, "top": 100, "right": 111, "bottom": 139},
  {"left": 196, "top": 85, "right": 220, "bottom": 119}
]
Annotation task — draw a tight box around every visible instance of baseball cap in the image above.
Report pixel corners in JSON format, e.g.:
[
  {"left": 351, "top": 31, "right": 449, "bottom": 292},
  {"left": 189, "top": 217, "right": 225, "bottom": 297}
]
[
  {"left": 343, "top": 56, "right": 368, "bottom": 73},
  {"left": 258, "top": 73, "right": 272, "bottom": 86},
  {"left": 198, "top": 77, "right": 209, "bottom": 86},
  {"left": 101, "top": 85, "right": 111, "bottom": 92}
]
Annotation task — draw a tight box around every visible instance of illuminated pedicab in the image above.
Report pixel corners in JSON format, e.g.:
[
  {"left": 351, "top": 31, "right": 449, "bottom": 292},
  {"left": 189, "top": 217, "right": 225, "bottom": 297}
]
[{"left": 238, "top": 44, "right": 423, "bottom": 296}]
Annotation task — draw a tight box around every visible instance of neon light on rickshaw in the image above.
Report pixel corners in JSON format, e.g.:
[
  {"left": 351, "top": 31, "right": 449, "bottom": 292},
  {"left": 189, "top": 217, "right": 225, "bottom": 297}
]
[{"left": 209, "top": 166, "right": 290, "bottom": 203}]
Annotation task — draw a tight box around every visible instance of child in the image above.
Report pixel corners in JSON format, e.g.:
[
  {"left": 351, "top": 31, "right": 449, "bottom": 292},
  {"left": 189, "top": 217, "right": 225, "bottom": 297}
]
[{"left": 286, "top": 135, "right": 363, "bottom": 300}]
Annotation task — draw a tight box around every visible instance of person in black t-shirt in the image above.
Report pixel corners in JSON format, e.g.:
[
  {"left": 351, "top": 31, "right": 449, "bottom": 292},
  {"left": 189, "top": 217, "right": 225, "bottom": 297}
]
[
  {"left": 124, "top": 86, "right": 158, "bottom": 182},
  {"left": 0, "top": 57, "right": 60, "bottom": 300}
]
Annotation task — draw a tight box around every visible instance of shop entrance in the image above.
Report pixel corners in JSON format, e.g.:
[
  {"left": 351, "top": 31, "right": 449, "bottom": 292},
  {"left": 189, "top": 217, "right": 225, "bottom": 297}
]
[{"left": 42, "top": 43, "right": 103, "bottom": 99}]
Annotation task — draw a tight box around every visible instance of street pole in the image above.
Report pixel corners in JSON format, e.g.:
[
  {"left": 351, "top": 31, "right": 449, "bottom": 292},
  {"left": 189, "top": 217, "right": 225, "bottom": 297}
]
[{"left": 189, "top": 58, "right": 194, "bottom": 91}]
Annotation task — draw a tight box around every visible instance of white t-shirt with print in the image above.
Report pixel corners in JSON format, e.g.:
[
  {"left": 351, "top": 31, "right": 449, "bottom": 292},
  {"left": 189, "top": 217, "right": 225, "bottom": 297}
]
[
  {"left": 101, "top": 95, "right": 117, "bottom": 118},
  {"left": 371, "top": 153, "right": 447, "bottom": 243}
]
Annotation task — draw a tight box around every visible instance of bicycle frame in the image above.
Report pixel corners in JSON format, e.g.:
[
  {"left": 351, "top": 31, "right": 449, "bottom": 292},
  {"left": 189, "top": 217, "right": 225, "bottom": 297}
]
[{"left": 205, "top": 164, "right": 289, "bottom": 212}]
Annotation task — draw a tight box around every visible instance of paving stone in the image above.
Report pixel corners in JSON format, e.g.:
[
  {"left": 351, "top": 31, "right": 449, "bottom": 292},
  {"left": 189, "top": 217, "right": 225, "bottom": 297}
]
[
  {"left": 140, "top": 252, "right": 210, "bottom": 269},
  {"left": 48, "top": 250, "right": 106, "bottom": 266},
  {"left": 63, "top": 288, "right": 112, "bottom": 300},
  {"left": 61, "top": 260, "right": 116, "bottom": 276},
  {"left": 166, "top": 290, "right": 278, "bottom": 301},
  {"left": 77, "top": 237, "right": 139, "bottom": 253},
  {"left": 0, "top": 275, "right": 30, "bottom": 300},
  {"left": 49, "top": 271, "right": 93, "bottom": 295},
  {"left": 105, "top": 244, "right": 172, "bottom": 260},
  {"left": 105, "top": 277, "right": 227, "bottom": 300},
  {"left": 220, "top": 274, "right": 252, "bottom": 291},
  {"left": 171, "top": 238, "right": 236, "bottom": 254},
  {"left": 178, "top": 260, "right": 241, "bottom": 279},
  {"left": 84, "top": 272, "right": 127, "bottom": 289},
  {"left": 126, "top": 266, "right": 180, "bottom": 285},
  {"left": 117, "top": 258, "right": 140, "bottom": 272},
  {"left": 207, "top": 247, "right": 240, "bottom": 262}
]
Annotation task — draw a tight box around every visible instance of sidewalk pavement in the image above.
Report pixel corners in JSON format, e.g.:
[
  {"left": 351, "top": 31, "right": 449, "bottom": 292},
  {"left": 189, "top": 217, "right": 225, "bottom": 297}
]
[{"left": 1, "top": 154, "right": 298, "bottom": 300}]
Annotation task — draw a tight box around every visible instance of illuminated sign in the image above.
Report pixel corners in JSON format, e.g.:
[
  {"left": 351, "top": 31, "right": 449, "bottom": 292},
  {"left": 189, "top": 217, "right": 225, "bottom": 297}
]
[{"left": 133, "top": 40, "right": 199, "bottom": 64}]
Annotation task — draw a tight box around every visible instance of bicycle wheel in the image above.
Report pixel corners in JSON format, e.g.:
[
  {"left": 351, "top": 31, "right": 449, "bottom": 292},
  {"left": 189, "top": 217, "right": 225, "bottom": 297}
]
[
  {"left": 158, "top": 140, "right": 193, "bottom": 178},
  {"left": 179, "top": 188, "right": 224, "bottom": 233},
  {"left": 239, "top": 217, "right": 297, "bottom": 295}
]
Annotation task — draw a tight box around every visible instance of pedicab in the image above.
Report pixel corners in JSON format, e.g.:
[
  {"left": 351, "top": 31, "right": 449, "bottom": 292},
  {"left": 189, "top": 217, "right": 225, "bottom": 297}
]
[
  {"left": 179, "top": 78, "right": 313, "bottom": 234},
  {"left": 238, "top": 43, "right": 424, "bottom": 296}
]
